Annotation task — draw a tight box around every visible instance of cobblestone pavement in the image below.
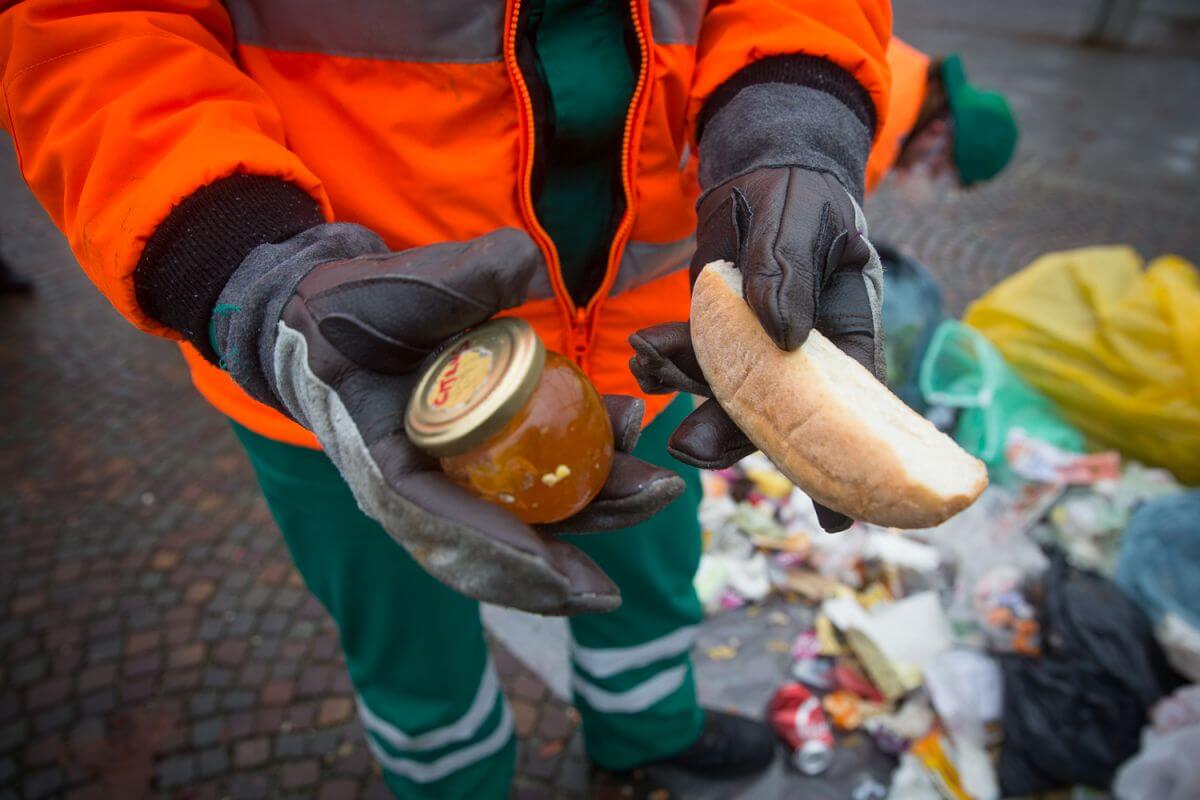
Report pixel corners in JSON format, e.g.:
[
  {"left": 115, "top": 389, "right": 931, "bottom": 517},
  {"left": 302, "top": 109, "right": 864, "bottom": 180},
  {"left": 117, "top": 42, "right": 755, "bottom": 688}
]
[{"left": 2, "top": 1, "right": 1198, "bottom": 798}]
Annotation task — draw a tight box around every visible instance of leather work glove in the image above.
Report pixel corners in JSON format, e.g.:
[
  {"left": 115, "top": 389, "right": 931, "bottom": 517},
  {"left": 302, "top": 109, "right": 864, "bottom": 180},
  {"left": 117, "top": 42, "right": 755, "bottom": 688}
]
[
  {"left": 629, "top": 73, "right": 885, "bottom": 533},
  {"left": 211, "top": 224, "right": 684, "bottom": 615}
]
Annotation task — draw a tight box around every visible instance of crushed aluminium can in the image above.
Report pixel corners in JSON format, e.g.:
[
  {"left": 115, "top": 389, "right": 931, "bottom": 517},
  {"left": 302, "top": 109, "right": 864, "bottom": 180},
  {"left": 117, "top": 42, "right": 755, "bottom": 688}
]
[{"left": 768, "top": 683, "right": 835, "bottom": 775}]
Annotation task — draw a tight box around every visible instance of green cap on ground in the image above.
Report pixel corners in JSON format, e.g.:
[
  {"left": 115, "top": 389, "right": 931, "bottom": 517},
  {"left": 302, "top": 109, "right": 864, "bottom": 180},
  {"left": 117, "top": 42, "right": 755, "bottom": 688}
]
[{"left": 941, "top": 54, "right": 1019, "bottom": 185}]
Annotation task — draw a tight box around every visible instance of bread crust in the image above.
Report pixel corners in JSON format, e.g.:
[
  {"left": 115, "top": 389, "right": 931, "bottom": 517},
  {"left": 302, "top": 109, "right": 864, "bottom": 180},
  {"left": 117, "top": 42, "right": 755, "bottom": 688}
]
[{"left": 691, "top": 262, "right": 987, "bottom": 528}]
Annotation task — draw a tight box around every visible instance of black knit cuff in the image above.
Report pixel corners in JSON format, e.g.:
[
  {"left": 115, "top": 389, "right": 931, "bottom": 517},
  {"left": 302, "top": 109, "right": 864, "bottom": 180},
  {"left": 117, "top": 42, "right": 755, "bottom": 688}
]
[
  {"left": 697, "top": 55, "right": 877, "bottom": 143},
  {"left": 134, "top": 174, "right": 325, "bottom": 361}
]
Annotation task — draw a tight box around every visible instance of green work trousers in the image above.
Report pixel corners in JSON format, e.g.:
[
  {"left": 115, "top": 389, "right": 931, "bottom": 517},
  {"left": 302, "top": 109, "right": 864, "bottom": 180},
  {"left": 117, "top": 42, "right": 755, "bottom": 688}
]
[{"left": 232, "top": 396, "right": 704, "bottom": 798}]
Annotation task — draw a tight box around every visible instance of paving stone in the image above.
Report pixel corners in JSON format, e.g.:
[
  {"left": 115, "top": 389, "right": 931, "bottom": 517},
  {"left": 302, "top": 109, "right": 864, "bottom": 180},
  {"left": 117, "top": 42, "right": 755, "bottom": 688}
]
[
  {"left": 169, "top": 643, "right": 206, "bottom": 670},
  {"left": 77, "top": 664, "right": 116, "bottom": 693},
  {"left": 192, "top": 718, "right": 223, "bottom": 748},
  {"left": 363, "top": 778, "right": 393, "bottom": 800},
  {"left": 270, "top": 660, "right": 299, "bottom": 680},
  {"left": 32, "top": 704, "right": 73, "bottom": 735},
  {"left": 536, "top": 706, "right": 576, "bottom": 741},
  {"left": 279, "top": 759, "right": 320, "bottom": 790},
  {"left": 308, "top": 729, "right": 342, "bottom": 759},
  {"left": 157, "top": 754, "right": 196, "bottom": 789},
  {"left": 127, "top": 607, "right": 161, "bottom": 631},
  {"left": 22, "top": 765, "right": 65, "bottom": 799},
  {"left": 213, "top": 639, "right": 249, "bottom": 666},
  {"left": 123, "top": 652, "right": 161, "bottom": 677},
  {"left": 275, "top": 733, "right": 306, "bottom": 759},
  {"left": 195, "top": 618, "right": 225, "bottom": 642},
  {"left": 233, "top": 737, "right": 271, "bottom": 769},
  {"left": 125, "top": 629, "right": 160, "bottom": 654},
  {"left": 184, "top": 581, "right": 215, "bottom": 605},
  {"left": 11, "top": 592, "right": 46, "bottom": 615},
  {"left": 0, "top": 694, "right": 18, "bottom": 724},
  {"left": 188, "top": 692, "right": 218, "bottom": 717},
  {"left": 203, "top": 668, "right": 234, "bottom": 689},
  {"left": 68, "top": 717, "right": 105, "bottom": 749},
  {"left": 510, "top": 671, "right": 548, "bottom": 703},
  {"left": 87, "top": 637, "right": 121, "bottom": 664},
  {"left": 260, "top": 680, "right": 295, "bottom": 707},
  {"left": 260, "top": 611, "right": 289, "bottom": 636},
  {"left": 228, "top": 771, "right": 273, "bottom": 799},
  {"left": 79, "top": 690, "right": 116, "bottom": 716},
  {"left": 196, "top": 745, "right": 230, "bottom": 777},
  {"left": 163, "top": 670, "right": 202, "bottom": 692},
  {"left": 256, "top": 708, "right": 285, "bottom": 735},
  {"left": 317, "top": 697, "right": 354, "bottom": 728},
  {"left": 22, "top": 733, "right": 63, "bottom": 767},
  {"left": 557, "top": 755, "right": 590, "bottom": 795},
  {"left": 288, "top": 620, "right": 316, "bottom": 639},
  {"left": 222, "top": 690, "right": 257, "bottom": 711},
  {"left": 512, "top": 699, "right": 538, "bottom": 739},
  {"left": 316, "top": 778, "right": 359, "bottom": 800},
  {"left": 86, "top": 618, "right": 118, "bottom": 640},
  {"left": 11, "top": 656, "right": 48, "bottom": 686},
  {"left": 286, "top": 703, "right": 315, "bottom": 730},
  {"left": 150, "top": 550, "right": 181, "bottom": 570},
  {"left": 333, "top": 746, "right": 372, "bottom": 777},
  {"left": 521, "top": 738, "right": 565, "bottom": 782}
]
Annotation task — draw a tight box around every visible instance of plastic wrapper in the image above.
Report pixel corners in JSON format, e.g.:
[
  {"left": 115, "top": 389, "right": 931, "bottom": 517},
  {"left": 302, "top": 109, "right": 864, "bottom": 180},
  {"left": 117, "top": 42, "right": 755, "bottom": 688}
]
[
  {"left": 924, "top": 651, "right": 1004, "bottom": 800},
  {"left": 918, "top": 319, "right": 1084, "bottom": 482},
  {"left": 964, "top": 246, "right": 1200, "bottom": 483},
  {"left": 863, "top": 696, "right": 937, "bottom": 755},
  {"left": 823, "top": 592, "right": 954, "bottom": 700},
  {"left": 925, "top": 485, "right": 1056, "bottom": 650},
  {"left": 924, "top": 650, "right": 1003, "bottom": 740},
  {"left": 888, "top": 753, "right": 942, "bottom": 800},
  {"left": 1046, "top": 462, "right": 1180, "bottom": 578},
  {"left": 1113, "top": 686, "right": 1200, "bottom": 800}
]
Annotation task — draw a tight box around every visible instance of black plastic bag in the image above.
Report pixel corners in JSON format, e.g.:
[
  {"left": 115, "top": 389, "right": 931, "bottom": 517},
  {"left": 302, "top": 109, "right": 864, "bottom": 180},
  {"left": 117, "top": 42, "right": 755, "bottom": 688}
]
[{"left": 997, "top": 552, "right": 1181, "bottom": 795}]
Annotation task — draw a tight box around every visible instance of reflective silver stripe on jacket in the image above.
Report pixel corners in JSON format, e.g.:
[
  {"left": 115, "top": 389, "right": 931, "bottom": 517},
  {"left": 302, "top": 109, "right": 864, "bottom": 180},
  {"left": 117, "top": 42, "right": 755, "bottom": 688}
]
[
  {"left": 226, "top": 0, "right": 707, "bottom": 59},
  {"left": 224, "top": 0, "right": 504, "bottom": 62},
  {"left": 610, "top": 235, "right": 695, "bottom": 296},
  {"left": 649, "top": 0, "right": 708, "bottom": 45},
  {"left": 525, "top": 235, "right": 694, "bottom": 301}
]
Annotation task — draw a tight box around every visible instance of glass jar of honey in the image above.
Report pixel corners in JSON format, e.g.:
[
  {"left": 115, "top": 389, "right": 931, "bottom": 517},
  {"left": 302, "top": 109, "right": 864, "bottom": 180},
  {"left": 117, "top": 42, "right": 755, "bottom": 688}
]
[{"left": 405, "top": 319, "right": 614, "bottom": 524}]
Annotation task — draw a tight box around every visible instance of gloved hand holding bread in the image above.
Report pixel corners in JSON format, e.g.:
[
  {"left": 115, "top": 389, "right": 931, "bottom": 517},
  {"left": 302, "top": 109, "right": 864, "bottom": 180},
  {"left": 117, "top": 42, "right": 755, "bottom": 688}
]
[{"left": 631, "top": 77, "right": 986, "bottom": 532}]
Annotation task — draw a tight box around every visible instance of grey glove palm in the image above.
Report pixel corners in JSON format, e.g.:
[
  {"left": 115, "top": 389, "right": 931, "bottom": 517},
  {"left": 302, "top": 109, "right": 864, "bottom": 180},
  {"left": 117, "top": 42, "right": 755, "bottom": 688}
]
[{"left": 213, "top": 225, "right": 683, "bottom": 615}]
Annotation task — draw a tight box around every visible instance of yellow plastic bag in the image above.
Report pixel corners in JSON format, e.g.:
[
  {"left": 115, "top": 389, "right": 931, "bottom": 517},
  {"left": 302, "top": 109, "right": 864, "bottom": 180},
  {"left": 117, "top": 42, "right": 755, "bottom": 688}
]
[{"left": 964, "top": 246, "right": 1200, "bottom": 484}]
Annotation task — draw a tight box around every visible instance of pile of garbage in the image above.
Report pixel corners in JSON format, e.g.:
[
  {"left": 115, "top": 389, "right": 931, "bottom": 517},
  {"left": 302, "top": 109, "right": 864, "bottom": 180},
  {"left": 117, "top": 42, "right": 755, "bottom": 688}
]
[{"left": 695, "top": 246, "right": 1200, "bottom": 799}]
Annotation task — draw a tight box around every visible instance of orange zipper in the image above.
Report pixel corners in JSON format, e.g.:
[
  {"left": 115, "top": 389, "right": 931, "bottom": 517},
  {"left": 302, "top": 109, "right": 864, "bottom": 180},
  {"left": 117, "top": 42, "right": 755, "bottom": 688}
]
[
  {"left": 581, "top": 0, "right": 652, "bottom": 356},
  {"left": 503, "top": 0, "right": 652, "bottom": 367},
  {"left": 503, "top": 0, "right": 576, "bottom": 358}
]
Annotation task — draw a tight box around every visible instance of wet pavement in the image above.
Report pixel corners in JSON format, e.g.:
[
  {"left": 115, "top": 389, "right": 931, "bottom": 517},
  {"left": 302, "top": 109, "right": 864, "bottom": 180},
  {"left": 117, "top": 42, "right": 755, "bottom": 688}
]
[{"left": 2, "top": 0, "right": 1198, "bottom": 797}]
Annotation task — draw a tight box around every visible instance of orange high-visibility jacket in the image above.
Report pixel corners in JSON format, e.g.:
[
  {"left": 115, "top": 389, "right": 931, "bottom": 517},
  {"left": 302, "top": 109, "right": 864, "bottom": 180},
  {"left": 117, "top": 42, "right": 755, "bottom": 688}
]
[
  {"left": 866, "top": 36, "right": 931, "bottom": 193},
  {"left": 2, "top": 0, "right": 891, "bottom": 448}
]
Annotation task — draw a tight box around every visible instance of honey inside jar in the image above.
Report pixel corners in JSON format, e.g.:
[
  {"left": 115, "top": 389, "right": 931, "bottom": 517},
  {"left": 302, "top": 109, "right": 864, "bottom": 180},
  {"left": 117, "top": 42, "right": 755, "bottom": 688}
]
[{"left": 405, "top": 319, "right": 614, "bottom": 524}]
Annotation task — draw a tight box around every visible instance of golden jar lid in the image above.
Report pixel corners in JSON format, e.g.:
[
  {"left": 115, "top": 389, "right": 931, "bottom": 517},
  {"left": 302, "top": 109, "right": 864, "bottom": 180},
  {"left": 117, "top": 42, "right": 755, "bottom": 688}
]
[{"left": 405, "top": 318, "right": 546, "bottom": 458}]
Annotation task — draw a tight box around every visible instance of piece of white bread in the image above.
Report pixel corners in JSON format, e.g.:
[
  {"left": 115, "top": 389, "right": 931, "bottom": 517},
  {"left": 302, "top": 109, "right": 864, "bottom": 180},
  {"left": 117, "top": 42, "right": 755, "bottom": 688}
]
[{"left": 691, "top": 260, "right": 987, "bottom": 528}]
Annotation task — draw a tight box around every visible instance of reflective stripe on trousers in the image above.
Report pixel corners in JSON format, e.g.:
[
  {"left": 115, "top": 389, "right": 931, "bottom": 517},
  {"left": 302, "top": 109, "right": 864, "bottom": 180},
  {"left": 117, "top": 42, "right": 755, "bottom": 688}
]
[
  {"left": 357, "top": 657, "right": 514, "bottom": 784},
  {"left": 571, "top": 625, "right": 699, "bottom": 714}
]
